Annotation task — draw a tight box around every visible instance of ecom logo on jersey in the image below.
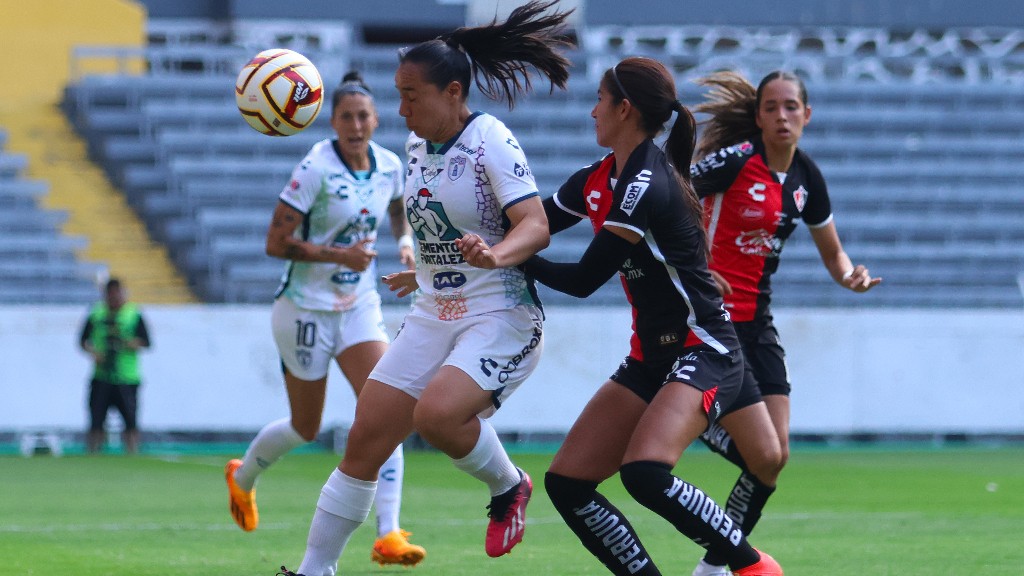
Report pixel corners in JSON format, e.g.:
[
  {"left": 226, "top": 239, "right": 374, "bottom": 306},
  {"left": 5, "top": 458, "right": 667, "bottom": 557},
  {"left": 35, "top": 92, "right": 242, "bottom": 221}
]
[{"left": 620, "top": 169, "right": 652, "bottom": 216}]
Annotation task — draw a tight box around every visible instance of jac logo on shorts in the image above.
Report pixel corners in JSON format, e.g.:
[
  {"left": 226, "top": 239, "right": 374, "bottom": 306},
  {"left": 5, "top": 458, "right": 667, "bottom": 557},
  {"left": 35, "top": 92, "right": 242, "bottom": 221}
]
[
  {"left": 620, "top": 170, "right": 652, "bottom": 216},
  {"left": 331, "top": 271, "right": 361, "bottom": 284},
  {"left": 432, "top": 271, "right": 467, "bottom": 290}
]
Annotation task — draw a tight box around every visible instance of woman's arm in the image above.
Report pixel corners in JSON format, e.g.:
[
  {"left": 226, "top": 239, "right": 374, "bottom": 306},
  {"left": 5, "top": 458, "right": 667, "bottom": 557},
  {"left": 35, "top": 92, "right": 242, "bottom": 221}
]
[
  {"left": 809, "top": 221, "right": 882, "bottom": 292},
  {"left": 522, "top": 226, "right": 638, "bottom": 298},
  {"left": 265, "top": 201, "right": 377, "bottom": 271},
  {"left": 457, "top": 196, "right": 550, "bottom": 269},
  {"left": 388, "top": 197, "right": 416, "bottom": 268}
]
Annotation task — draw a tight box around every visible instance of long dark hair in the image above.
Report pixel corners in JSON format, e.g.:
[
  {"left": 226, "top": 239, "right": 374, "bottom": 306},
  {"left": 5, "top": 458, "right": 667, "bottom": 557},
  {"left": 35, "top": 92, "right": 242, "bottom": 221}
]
[
  {"left": 694, "top": 70, "right": 808, "bottom": 158},
  {"left": 398, "top": 0, "right": 574, "bottom": 109},
  {"left": 602, "top": 57, "right": 703, "bottom": 234}
]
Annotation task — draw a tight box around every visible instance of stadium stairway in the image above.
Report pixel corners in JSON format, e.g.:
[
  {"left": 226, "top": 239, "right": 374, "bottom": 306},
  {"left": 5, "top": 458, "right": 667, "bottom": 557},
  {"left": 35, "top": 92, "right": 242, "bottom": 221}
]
[
  {"left": 0, "top": 111, "right": 196, "bottom": 304},
  {"left": 0, "top": 1, "right": 195, "bottom": 304}
]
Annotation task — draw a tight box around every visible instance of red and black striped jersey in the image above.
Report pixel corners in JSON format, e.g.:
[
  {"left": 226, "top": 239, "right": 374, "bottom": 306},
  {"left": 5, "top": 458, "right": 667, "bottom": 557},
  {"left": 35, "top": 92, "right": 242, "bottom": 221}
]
[
  {"left": 690, "top": 136, "right": 833, "bottom": 322},
  {"left": 554, "top": 139, "right": 738, "bottom": 365}
]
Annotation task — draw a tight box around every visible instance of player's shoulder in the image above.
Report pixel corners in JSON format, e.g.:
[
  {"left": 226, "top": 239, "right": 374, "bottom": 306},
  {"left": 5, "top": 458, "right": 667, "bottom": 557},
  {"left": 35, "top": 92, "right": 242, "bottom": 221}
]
[
  {"left": 369, "top": 140, "right": 403, "bottom": 171},
  {"left": 793, "top": 146, "right": 824, "bottom": 176},
  {"left": 691, "top": 139, "right": 757, "bottom": 176}
]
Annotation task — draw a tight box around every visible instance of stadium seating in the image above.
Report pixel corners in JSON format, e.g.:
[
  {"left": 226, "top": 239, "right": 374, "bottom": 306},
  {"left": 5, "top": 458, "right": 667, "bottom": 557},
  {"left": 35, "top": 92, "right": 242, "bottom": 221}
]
[
  {"left": 60, "top": 25, "right": 1024, "bottom": 308},
  {"left": 0, "top": 129, "right": 106, "bottom": 304}
]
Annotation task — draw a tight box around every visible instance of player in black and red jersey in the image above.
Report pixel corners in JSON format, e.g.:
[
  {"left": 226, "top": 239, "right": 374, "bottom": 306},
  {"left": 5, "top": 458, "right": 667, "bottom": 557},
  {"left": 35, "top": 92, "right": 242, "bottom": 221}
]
[
  {"left": 688, "top": 70, "right": 881, "bottom": 576},
  {"left": 522, "top": 57, "right": 783, "bottom": 576}
]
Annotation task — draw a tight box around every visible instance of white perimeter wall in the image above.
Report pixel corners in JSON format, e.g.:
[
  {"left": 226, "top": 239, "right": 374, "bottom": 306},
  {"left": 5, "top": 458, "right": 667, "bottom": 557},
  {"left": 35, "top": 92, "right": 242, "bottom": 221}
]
[{"left": 1, "top": 305, "right": 1022, "bottom": 435}]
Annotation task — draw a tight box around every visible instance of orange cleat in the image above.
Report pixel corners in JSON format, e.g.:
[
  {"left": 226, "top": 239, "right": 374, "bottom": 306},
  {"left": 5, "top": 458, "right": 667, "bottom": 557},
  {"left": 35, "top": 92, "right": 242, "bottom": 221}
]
[
  {"left": 371, "top": 529, "right": 426, "bottom": 566},
  {"left": 224, "top": 459, "right": 258, "bottom": 531}
]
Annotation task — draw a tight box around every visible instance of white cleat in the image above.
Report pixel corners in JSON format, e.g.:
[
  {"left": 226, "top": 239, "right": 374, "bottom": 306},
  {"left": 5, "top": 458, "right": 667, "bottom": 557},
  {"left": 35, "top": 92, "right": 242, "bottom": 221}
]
[{"left": 692, "top": 559, "right": 732, "bottom": 576}]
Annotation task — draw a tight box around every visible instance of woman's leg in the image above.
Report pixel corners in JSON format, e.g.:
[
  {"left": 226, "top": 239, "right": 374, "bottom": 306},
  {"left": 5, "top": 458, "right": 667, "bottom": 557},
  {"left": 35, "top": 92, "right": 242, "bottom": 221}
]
[
  {"left": 226, "top": 369, "right": 321, "bottom": 531},
  {"left": 619, "top": 382, "right": 764, "bottom": 572},
  {"left": 337, "top": 340, "right": 407, "bottom": 537},
  {"left": 297, "top": 379, "right": 417, "bottom": 576},
  {"left": 546, "top": 380, "right": 663, "bottom": 576},
  {"left": 414, "top": 365, "right": 532, "bottom": 557},
  {"left": 697, "top": 400, "right": 783, "bottom": 571}
]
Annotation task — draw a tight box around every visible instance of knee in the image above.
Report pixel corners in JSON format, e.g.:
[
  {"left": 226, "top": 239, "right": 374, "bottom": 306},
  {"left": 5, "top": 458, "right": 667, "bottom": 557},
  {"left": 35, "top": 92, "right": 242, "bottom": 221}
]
[
  {"left": 411, "top": 401, "right": 458, "bottom": 445},
  {"left": 545, "top": 471, "right": 597, "bottom": 510},
  {"left": 618, "top": 461, "right": 673, "bottom": 506},
  {"left": 747, "top": 445, "right": 785, "bottom": 485}
]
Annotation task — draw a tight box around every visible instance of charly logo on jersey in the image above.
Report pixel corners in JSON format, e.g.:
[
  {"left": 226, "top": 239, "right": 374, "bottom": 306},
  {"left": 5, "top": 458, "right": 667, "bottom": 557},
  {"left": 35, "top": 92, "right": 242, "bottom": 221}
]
[
  {"left": 793, "top": 185, "right": 808, "bottom": 212},
  {"left": 505, "top": 137, "right": 520, "bottom": 150},
  {"left": 447, "top": 155, "right": 467, "bottom": 181},
  {"left": 620, "top": 169, "right": 652, "bottom": 216}
]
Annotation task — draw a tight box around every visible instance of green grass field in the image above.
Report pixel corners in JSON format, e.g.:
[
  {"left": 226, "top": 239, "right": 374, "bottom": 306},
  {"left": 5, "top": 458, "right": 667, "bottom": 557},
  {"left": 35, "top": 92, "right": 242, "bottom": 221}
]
[{"left": 2, "top": 445, "right": 1022, "bottom": 575}]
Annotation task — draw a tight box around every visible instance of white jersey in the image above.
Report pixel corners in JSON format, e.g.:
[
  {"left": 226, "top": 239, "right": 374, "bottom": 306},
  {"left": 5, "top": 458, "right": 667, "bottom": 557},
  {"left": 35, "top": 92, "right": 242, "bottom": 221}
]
[
  {"left": 404, "top": 112, "right": 541, "bottom": 321},
  {"left": 276, "top": 139, "right": 404, "bottom": 312}
]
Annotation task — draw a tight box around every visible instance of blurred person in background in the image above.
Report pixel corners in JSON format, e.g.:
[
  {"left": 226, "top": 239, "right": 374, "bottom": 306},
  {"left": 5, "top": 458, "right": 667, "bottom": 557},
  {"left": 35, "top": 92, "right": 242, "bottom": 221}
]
[
  {"left": 278, "top": 2, "right": 573, "bottom": 574},
  {"left": 223, "top": 71, "right": 422, "bottom": 566},
  {"left": 78, "top": 277, "right": 151, "bottom": 455},
  {"left": 688, "top": 70, "right": 881, "bottom": 576},
  {"left": 521, "top": 56, "right": 784, "bottom": 576}
]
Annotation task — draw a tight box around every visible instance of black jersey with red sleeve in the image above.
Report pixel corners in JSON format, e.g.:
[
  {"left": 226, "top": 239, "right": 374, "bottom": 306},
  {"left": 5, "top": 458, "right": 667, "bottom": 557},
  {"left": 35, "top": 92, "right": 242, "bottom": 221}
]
[
  {"left": 552, "top": 139, "right": 738, "bottom": 366},
  {"left": 690, "top": 136, "right": 833, "bottom": 323}
]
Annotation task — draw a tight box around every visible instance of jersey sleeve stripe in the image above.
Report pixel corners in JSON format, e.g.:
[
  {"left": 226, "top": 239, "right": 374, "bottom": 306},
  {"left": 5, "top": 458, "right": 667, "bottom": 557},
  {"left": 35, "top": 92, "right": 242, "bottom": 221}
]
[
  {"left": 603, "top": 220, "right": 645, "bottom": 238},
  {"left": 503, "top": 191, "right": 540, "bottom": 211},
  {"left": 278, "top": 196, "right": 307, "bottom": 215},
  {"left": 552, "top": 192, "right": 587, "bottom": 219},
  {"left": 805, "top": 212, "right": 834, "bottom": 229}
]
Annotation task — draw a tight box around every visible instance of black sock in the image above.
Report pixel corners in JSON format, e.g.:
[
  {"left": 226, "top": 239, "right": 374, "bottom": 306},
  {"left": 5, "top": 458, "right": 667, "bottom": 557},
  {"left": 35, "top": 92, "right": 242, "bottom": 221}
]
[
  {"left": 545, "top": 471, "right": 661, "bottom": 576},
  {"left": 618, "top": 461, "right": 759, "bottom": 570},
  {"left": 703, "top": 471, "right": 776, "bottom": 566},
  {"left": 699, "top": 421, "right": 748, "bottom": 469}
]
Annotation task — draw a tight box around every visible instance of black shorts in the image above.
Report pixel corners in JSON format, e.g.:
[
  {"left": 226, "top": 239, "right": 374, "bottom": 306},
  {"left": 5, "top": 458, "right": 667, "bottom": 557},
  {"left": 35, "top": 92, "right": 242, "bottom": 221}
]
[
  {"left": 88, "top": 379, "right": 140, "bottom": 431},
  {"left": 610, "top": 346, "right": 759, "bottom": 426},
  {"left": 734, "top": 317, "right": 791, "bottom": 397}
]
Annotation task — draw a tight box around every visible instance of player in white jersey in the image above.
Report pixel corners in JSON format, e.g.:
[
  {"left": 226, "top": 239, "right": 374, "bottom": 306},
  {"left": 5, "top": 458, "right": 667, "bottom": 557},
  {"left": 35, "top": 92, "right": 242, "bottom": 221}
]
[
  {"left": 224, "top": 72, "right": 426, "bottom": 566},
  {"left": 279, "top": 3, "right": 574, "bottom": 575}
]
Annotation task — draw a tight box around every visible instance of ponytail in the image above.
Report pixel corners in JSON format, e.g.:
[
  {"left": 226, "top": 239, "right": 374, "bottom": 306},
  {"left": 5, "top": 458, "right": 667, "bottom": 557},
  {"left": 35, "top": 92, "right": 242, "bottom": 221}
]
[{"left": 401, "top": 0, "right": 574, "bottom": 109}]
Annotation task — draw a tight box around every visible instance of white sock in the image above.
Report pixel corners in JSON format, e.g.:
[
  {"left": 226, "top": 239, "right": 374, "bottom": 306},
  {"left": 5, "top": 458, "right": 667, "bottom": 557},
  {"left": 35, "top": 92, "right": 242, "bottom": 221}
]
[
  {"left": 374, "top": 444, "right": 404, "bottom": 536},
  {"left": 235, "top": 418, "right": 306, "bottom": 491},
  {"left": 298, "top": 469, "right": 376, "bottom": 576},
  {"left": 451, "top": 418, "right": 520, "bottom": 496}
]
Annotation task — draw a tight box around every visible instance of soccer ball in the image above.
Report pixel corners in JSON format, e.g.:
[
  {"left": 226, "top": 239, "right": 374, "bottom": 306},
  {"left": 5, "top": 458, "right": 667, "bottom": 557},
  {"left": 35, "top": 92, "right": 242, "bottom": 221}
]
[{"left": 235, "top": 48, "right": 324, "bottom": 136}]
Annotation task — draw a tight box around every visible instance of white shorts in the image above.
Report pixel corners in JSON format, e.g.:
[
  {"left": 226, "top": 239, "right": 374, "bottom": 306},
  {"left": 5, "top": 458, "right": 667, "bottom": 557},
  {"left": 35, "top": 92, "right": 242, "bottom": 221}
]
[
  {"left": 271, "top": 295, "right": 389, "bottom": 381},
  {"left": 368, "top": 305, "right": 544, "bottom": 416}
]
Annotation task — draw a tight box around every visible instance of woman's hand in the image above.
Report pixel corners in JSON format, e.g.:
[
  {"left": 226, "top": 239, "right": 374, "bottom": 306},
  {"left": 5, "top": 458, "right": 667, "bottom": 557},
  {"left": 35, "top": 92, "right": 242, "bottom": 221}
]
[
  {"left": 842, "top": 264, "right": 882, "bottom": 292},
  {"left": 382, "top": 270, "right": 419, "bottom": 298},
  {"left": 709, "top": 269, "right": 733, "bottom": 297},
  {"left": 340, "top": 237, "right": 377, "bottom": 271},
  {"left": 456, "top": 233, "right": 499, "bottom": 269}
]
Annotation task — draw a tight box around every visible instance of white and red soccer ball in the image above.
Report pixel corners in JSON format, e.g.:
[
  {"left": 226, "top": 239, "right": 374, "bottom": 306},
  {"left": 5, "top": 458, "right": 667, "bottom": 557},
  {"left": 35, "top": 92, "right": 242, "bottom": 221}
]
[{"left": 235, "top": 48, "right": 323, "bottom": 136}]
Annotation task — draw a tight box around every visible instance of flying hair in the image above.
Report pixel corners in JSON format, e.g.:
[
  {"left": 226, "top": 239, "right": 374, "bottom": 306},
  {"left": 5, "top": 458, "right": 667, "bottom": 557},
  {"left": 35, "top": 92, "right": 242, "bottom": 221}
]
[{"left": 402, "top": 0, "right": 574, "bottom": 109}]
